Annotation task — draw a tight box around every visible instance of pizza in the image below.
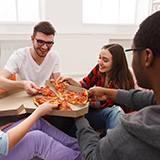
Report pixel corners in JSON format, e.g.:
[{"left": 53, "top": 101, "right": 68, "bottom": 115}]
[
  {"left": 57, "top": 100, "right": 72, "bottom": 111},
  {"left": 75, "top": 90, "right": 88, "bottom": 105},
  {"left": 33, "top": 83, "right": 88, "bottom": 111},
  {"left": 33, "top": 96, "right": 62, "bottom": 106},
  {"left": 62, "top": 90, "right": 81, "bottom": 105},
  {"left": 37, "top": 86, "right": 58, "bottom": 98},
  {"left": 34, "top": 97, "right": 72, "bottom": 111},
  {"left": 62, "top": 90, "right": 88, "bottom": 105},
  {"left": 53, "top": 81, "right": 68, "bottom": 96}
]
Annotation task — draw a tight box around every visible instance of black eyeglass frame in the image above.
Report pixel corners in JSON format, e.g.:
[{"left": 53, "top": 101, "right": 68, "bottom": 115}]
[
  {"left": 125, "top": 47, "right": 160, "bottom": 57},
  {"left": 34, "top": 37, "right": 54, "bottom": 47}
]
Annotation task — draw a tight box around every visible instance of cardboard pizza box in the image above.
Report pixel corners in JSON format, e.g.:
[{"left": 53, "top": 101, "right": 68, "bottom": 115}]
[{"left": 0, "top": 81, "right": 89, "bottom": 118}]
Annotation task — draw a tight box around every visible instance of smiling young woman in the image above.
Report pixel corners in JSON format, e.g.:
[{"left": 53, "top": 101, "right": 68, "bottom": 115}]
[{"left": 57, "top": 43, "right": 135, "bottom": 138}]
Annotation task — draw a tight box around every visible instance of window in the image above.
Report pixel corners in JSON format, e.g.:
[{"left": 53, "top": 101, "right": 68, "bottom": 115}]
[
  {"left": 0, "top": 0, "right": 40, "bottom": 22},
  {"left": 83, "top": 0, "right": 151, "bottom": 25}
]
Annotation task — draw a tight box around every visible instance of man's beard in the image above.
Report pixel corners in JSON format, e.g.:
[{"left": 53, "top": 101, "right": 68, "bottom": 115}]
[{"left": 33, "top": 45, "right": 46, "bottom": 58}]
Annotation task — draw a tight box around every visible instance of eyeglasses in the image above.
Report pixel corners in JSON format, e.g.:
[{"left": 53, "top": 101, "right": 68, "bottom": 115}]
[
  {"left": 125, "top": 47, "right": 160, "bottom": 57},
  {"left": 34, "top": 37, "right": 54, "bottom": 47}
]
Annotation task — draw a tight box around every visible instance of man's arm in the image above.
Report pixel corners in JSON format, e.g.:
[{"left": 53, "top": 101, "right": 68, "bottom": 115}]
[
  {"left": 52, "top": 73, "right": 61, "bottom": 81},
  {"left": 0, "top": 69, "right": 38, "bottom": 95},
  {"left": 116, "top": 89, "right": 156, "bottom": 111},
  {"left": 75, "top": 117, "right": 117, "bottom": 160},
  {"left": 88, "top": 87, "right": 156, "bottom": 111}
]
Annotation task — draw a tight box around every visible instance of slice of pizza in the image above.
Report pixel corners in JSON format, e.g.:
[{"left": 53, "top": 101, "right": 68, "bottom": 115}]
[
  {"left": 33, "top": 96, "right": 62, "bottom": 107},
  {"left": 75, "top": 90, "right": 88, "bottom": 105},
  {"left": 62, "top": 90, "right": 80, "bottom": 105},
  {"left": 37, "top": 86, "right": 58, "bottom": 99},
  {"left": 53, "top": 81, "right": 68, "bottom": 97},
  {"left": 57, "top": 100, "right": 72, "bottom": 111},
  {"left": 62, "top": 90, "right": 88, "bottom": 105}
]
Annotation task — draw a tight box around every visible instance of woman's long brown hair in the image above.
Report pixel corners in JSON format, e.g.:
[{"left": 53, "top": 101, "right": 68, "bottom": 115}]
[{"left": 100, "top": 44, "right": 135, "bottom": 90}]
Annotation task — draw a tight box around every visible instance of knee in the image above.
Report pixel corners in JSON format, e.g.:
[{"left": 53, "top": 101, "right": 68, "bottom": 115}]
[
  {"left": 26, "top": 130, "right": 46, "bottom": 144},
  {"left": 111, "top": 105, "right": 125, "bottom": 114}
]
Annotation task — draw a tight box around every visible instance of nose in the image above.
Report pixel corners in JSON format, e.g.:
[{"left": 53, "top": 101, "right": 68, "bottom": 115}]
[
  {"left": 98, "top": 59, "right": 102, "bottom": 64},
  {"left": 42, "top": 43, "right": 48, "bottom": 49}
]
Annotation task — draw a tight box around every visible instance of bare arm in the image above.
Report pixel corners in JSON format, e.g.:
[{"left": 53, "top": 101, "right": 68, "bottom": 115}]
[
  {"left": 56, "top": 76, "right": 82, "bottom": 87},
  {"left": 6, "top": 102, "right": 58, "bottom": 151},
  {"left": 0, "top": 69, "right": 38, "bottom": 95},
  {"left": 52, "top": 73, "right": 61, "bottom": 81}
]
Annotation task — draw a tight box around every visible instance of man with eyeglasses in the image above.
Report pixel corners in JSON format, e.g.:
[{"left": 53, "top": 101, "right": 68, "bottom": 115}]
[
  {"left": 0, "top": 21, "right": 73, "bottom": 135},
  {"left": 0, "top": 21, "right": 61, "bottom": 92},
  {"left": 74, "top": 11, "right": 160, "bottom": 160}
]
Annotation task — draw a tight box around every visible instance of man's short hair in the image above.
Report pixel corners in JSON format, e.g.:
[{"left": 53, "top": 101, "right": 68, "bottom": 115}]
[
  {"left": 133, "top": 11, "right": 160, "bottom": 54},
  {"left": 33, "top": 21, "right": 56, "bottom": 37}
]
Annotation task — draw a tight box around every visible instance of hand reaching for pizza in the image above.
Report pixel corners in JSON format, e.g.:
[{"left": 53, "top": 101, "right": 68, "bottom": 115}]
[
  {"left": 56, "top": 76, "right": 82, "bottom": 87},
  {"left": 23, "top": 81, "right": 39, "bottom": 95}
]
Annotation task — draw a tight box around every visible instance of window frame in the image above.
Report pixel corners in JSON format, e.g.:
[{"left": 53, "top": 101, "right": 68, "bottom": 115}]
[
  {"left": 0, "top": 0, "right": 45, "bottom": 25},
  {"left": 82, "top": 0, "right": 153, "bottom": 26}
]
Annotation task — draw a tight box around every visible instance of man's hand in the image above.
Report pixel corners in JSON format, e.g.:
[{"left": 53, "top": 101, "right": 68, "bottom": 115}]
[
  {"left": 74, "top": 115, "right": 85, "bottom": 122},
  {"left": 88, "top": 87, "right": 117, "bottom": 101},
  {"left": 88, "top": 87, "right": 108, "bottom": 101},
  {"left": 23, "top": 81, "right": 39, "bottom": 95}
]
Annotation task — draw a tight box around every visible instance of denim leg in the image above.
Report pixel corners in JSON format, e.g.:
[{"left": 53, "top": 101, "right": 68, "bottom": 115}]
[
  {"left": 85, "top": 106, "right": 124, "bottom": 133},
  {"left": 105, "top": 106, "right": 124, "bottom": 130}
]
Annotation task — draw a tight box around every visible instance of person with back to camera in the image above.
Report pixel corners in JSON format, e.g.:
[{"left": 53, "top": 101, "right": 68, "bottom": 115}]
[
  {"left": 57, "top": 43, "right": 135, "bottom": 137},
  {"left": 75, "top": 11, "right": 160, "bottom": 160},
  {"left": 0, "top": 102, "right": 84, "bottom": 160}
]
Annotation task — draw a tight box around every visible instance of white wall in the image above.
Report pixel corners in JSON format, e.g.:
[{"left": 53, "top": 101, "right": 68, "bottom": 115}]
[{"left": 0, "top": 0, "right": 138, "bottom": 78}]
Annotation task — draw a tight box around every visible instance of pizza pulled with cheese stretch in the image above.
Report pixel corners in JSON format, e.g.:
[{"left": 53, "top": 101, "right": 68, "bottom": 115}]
[{"left": 33, "top": 82, "right": 88, "bottom": 111}]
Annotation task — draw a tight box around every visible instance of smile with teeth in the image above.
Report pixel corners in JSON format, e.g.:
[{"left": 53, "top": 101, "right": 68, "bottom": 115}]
[
  {"left": 39, "top": 49, "right": 47, "bottom": 53},
  {"left": 99, "top": 66, "right": 104, "bottom": 70}
]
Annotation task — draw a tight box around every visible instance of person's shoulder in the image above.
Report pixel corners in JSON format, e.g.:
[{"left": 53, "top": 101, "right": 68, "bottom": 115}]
[
  {"left": 49, "top": 49, "right": 59, "bottom": 55},
  {"left": 13, "top": 47, "right": 30, "bottom": 56},
  {"left": 48, "top": 49, "right": 60, "bottom": 59}
]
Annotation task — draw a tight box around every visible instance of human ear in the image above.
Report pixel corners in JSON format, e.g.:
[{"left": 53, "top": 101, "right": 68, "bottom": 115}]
[
  {"left": 145, "top": 48, "right": 154, "bottom": 67},
  {"left": 31, "top": 35, "right": 34, "bottom": 43}
]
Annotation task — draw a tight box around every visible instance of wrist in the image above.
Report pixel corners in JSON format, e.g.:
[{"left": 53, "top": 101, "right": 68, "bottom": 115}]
[{"left": 74, "top": 115, "right": 84, "bottom": 122}]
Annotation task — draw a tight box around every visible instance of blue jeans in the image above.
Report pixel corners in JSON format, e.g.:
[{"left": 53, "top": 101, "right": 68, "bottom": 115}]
[
  {"left": 85, "top": 105, "right": 124, "bottom": 133},
  {"left": 69, "top": 105, "right": 124, "bottom": 138}
]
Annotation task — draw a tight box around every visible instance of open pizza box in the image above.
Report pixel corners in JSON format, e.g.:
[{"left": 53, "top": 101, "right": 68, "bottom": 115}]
[{"left": 0, "top": 80, "right": 89, "bottom": 118}]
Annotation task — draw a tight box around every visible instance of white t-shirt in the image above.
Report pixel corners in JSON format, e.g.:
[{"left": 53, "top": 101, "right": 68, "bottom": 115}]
[{"left": 4, "top": 47, "right": 62, "bottom": 86}]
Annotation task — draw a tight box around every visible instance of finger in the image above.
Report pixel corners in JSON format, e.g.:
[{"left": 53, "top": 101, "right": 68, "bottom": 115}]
[
  {"left": 50, "top": 79, "right": 54, "bottom": 82},
  {"left": 52, "top": 104, "right": 58, "bottom": 109},
  {"left": 32, "top": 82, "right": 39, "bottom": 89},
  {"left": 46, "top": 102, "right": 58, "bottom": 109},
  {"left": 88, "top": 90, "right": 93, "bottom": 98},
  {"left": 58, "top": 77, "right": 65, "bottom": 83},
  {"left": 88, "top": 87, "right": 94, "bottom": 91},
  {"left": 56, "top": 76, "right": 62, "bottom": 82}
]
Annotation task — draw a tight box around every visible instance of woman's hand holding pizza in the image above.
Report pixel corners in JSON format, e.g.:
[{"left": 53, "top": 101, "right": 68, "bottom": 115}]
[
  {"left": 34, "top": 102, "right": 58, "bottom": 118},
  {"left": 56, "top": 76, "right": 82, "bottom": 87}
]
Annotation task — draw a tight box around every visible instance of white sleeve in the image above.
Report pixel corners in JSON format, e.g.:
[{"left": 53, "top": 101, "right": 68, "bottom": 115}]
[
  {"left": 4, "top": 51, "right": 21, "bottom": 74},
  {"left": 51, "top": 50, "right": 62, "bottom": 74}
]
